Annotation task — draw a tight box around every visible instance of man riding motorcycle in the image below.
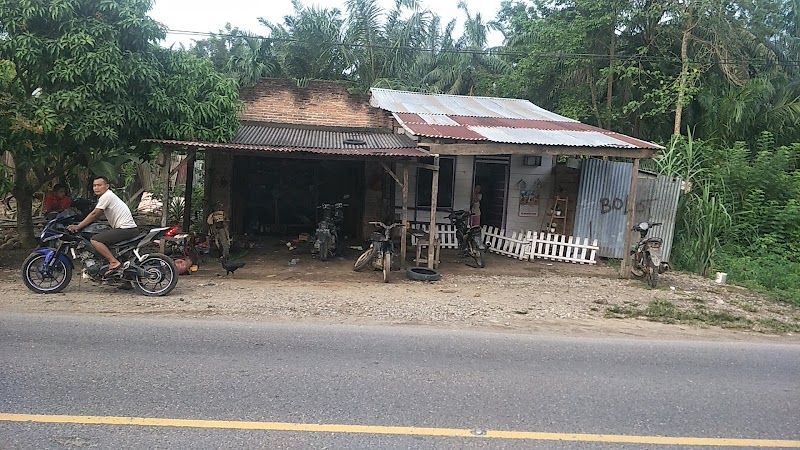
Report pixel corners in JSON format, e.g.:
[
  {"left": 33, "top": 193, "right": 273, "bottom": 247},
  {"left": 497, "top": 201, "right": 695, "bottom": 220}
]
[{"left": 67, "top": 176, "right": 138, "bottom": 277}]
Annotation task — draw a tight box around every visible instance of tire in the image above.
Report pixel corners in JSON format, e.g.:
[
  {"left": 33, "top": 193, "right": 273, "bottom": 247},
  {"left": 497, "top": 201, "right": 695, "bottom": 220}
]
[
  {"left": 406, "top": 267, "right": 441, "bottom": 282},
  {"left": 353, "top": 247, "right": 376, "bottom": 272},
  {"left": 319, "top": 239, "right": 329, "bottom": 261},
  {"left": 382, "top": 252, "right": 391, "bottom": 283},
  {"left": 631, "top": 252, "right": 645, "bottom": 277},
  {"left": 470, "top": 236, "right": 486, "bottom": 268},
  {"left": 22, "top": 252, "right": 72, "bottom": 294},
  {"left": 133, "top": 253, "right": 178, "bottom": 297},
  {"left": 473, "top": 248, "right": 485, "bottom": 268},
  {"left": 216, "top": 228, "right": 230, "bottom": 259},
  {"left": 646, "top": 264, "right": 659, "bottom": 288}
]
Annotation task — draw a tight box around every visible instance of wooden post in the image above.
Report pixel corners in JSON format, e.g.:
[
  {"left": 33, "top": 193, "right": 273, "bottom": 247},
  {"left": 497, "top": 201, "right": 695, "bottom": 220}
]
[
  {"left": 160, "top": 148, "right": 172, "bottom": 253},
  {"left": 620, "top": 158, "right": 640, "bottom": 278},
  {"left": 182, "top": 149, "right": 196, "bottom": 232},
  {"left": 427, "top": 156, "right": 440, "bottom": 269},
  {"left": 400, "top": 163, "right": 409, "bottom": 269}
]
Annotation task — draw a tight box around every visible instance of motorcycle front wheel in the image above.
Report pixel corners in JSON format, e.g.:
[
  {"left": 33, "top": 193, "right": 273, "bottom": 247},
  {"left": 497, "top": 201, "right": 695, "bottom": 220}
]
[
  {"left": 473, "top": 249, "right": 485, "bottom": 268},
  {"left": 133, "top": 253, "right": 178, "bottom": 297},
  {"left": 382, "top": 251, "right": 391, "bottom": 283},
  {"left": 22, "top": 252, "right": 73, "bottom": 294},
  {"left": 216, "top": 228, "right": 230, "bottom": 259},
  {"left": 645, "top": 264, "right": 659, "bottom": 288},
  {"left": 318, "top": 238, "right": 330, "bottom": 262}
]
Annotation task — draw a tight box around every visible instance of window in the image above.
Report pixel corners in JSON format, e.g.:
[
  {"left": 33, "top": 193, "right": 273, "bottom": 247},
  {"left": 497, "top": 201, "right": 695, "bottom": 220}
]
[
  {"left": 523, "top": 155, "right": 542, "bottom": 167},
  {"left": 416, "top": 157, "right": 455, "bottom": 208}
]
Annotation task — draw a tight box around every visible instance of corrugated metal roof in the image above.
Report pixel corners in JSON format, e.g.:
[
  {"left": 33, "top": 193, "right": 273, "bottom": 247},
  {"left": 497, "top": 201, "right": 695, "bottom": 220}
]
[
  {"left": 371, "top": 89, "right": 574, "bottom": 121},
  {"left": 141, "top": 139, "right": 428, "bottom": 158},
  {"left": 472, "top": 127, "right": 640, "bottom": 148},
  {"left": 371, "top": 89, "right": 663, "bottom": 150},
  {"left": 233, "top": 124, "right": 418, "bottom": 149}
]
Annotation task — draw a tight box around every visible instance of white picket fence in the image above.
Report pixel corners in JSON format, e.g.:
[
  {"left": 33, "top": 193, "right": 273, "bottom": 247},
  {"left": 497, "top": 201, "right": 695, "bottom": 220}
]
[
  {"left": 408, "top": 224, "right": 459, "bottom": 249},
  {"left": 408, "top": 223, "right": 599, "bottom": 265},
  {"left": 483, "top": 226, "right": 599, "bottom": 264},
  {"left": 527, "top": 232, "right": 599, "bottom": 264},
  {"left": 481, "top": 227, "right": 530, "bottom": 260}
]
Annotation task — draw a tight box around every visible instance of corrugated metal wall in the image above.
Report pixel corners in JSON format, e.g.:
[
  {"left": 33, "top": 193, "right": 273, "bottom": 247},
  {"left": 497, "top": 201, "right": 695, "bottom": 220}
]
[
  {"left": 574, "top": 159, "right": 681, "bottom": 260},
  {"left": 634, "top": 176, "right": 682, "bottom": 261}
]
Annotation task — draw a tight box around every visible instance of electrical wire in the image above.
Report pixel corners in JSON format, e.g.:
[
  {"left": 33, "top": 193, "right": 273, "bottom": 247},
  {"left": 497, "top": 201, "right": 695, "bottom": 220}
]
[{"left": 164, "top": 28, "right": 800, "bottom": 68}]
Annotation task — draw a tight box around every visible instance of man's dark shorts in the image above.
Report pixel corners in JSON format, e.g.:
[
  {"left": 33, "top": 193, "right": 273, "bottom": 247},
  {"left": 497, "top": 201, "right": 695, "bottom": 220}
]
[{"left": 92, "top": 227, "right": 139, "bottom": 245}]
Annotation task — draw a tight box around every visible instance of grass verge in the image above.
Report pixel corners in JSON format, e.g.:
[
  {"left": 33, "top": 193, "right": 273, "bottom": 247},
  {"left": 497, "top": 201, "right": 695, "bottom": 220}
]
[{"left": 605, "top": 299, "right": 800, "bottom": 333}]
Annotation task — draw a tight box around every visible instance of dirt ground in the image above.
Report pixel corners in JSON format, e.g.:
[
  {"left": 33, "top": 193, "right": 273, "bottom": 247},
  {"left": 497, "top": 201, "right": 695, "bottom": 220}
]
[{"left": 1, "top": 239, "right": 799, "bottom": 342}]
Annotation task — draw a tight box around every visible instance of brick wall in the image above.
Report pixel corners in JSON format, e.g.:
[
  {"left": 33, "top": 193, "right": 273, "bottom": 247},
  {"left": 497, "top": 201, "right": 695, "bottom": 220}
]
[{"left": 239, "top": 79, "right": 394, "bottom": 130}]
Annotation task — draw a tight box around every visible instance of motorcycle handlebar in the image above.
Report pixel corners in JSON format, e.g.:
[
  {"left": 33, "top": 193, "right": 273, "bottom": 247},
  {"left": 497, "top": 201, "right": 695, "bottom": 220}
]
[{"left": 368, "top": 221, "right": 404, "bottom": 230}]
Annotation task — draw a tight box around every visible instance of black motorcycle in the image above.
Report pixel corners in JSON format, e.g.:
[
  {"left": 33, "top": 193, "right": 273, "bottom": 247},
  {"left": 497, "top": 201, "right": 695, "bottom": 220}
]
[
  {"left": 21, "top": 209, "right": 179, "bottom": 296},
  {"left": 353, "top": 221, "right": 404, "bottom": 282},
  {"left": 315, "top": 199, "right": 348, "bottom": 261},
  {"left": 630, "top": 221, "right": 669, "bottom": 288},
  {"left": 447, "top": 210, "right": 486, "bottom": 268}
]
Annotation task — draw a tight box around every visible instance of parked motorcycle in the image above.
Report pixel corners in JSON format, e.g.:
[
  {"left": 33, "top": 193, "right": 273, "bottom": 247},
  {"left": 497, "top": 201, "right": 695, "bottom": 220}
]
[
  {"left": 21, "top": 209, "right": 179, "bottom": 296},
  {"left": 447, "top": 210, "right": 486, "bottom": 268},
  {"left": 315, "top": 198, "right": 348, "bottom": 261},
  {"left": 353, "top": 221, "right": 404, "bottom": 282},
  {"left": 630, "top": 221, "right": 669, "bottom": 288},
  {"left": 207, "top": 204, "right": 230, "bottom": 259}
]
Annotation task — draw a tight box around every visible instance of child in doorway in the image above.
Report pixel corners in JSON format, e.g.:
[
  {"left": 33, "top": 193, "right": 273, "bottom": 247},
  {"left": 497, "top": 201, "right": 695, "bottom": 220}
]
[{"left": 470, "top": 185, "right": 482, "bottom": 227}]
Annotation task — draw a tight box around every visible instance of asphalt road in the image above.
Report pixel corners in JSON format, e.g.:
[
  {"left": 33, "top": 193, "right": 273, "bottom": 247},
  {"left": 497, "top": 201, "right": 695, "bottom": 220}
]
[{"left": 1, "top": 313, "right": 799, "bottom": 449}]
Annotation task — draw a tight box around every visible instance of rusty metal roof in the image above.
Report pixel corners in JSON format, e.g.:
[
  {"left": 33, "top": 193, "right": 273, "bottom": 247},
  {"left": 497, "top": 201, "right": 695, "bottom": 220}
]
[
  {"left": 141, "top": 139, "right": 427, "bottom": 157},
  {"left": 370, "top": 89, "right": 663, "bottom": 150},
  {"left": 234, "top": 124, "right": 418, "bottom": 149},
  {"left": 142, "top": 124, "right": 428, "bottom": 158}
]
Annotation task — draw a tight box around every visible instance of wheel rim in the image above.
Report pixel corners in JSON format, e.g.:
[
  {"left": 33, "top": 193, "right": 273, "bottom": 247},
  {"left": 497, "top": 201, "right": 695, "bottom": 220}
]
[
  {"left": 354, "top": 247, "right": 375, "bottom": 270},
  {"left": 25, "top": 254, "right": 68, "bottom": 292},
  {"left": 382, "top": 253, "right": 390, "bottom": 282},
  {"left": 135, "top": 258, "right": 175, "bottom": 295}
]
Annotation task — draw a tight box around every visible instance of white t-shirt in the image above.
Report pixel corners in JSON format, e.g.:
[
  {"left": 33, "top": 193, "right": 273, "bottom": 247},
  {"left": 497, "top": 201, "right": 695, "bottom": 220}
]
[{"left": 96, "top": 189, "right": 137, "bottom": 229}]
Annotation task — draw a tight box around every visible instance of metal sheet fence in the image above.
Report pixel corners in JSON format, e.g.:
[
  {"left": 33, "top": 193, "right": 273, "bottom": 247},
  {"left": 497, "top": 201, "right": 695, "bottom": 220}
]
[{"left": 573, "top": 159, "right": 681, "bottom": 260}]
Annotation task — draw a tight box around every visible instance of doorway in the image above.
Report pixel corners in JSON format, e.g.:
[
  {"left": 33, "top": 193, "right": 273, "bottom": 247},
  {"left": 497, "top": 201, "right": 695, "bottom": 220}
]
[{"left": 473, "top": 157, "right": 509, "bottom": 229}]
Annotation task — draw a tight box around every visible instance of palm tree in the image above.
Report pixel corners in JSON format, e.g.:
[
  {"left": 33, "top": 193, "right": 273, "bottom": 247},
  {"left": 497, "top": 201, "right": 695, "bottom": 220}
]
[
  {"left": 260, "top": 0, "right": 349, "bottom": 80},
  {"left": 226, "top": 33, "right": 280, "bottom": 88},
  {"left": 419, "top": 2, "right": 508, "bottom": 95},
  {"left": 697, "top": 75, "right": 800, "bottom": 147}
]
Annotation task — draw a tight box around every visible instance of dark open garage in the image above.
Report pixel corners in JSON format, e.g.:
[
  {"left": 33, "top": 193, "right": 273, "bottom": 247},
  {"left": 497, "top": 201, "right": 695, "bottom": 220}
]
[{"left": 231, "top": 156, "right": 365, "bottom": 239}]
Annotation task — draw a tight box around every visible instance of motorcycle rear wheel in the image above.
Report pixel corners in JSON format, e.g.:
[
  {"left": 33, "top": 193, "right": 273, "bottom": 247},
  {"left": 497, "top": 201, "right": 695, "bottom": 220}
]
[
  {"left": 22, "top": 252, "right": 72, "bottom": 294},
  {"left": 353, "top": 247, "right": 376, "bottom": 272},
  {"left": 133, "top": 253, "right": 178, "bottom": 297}
]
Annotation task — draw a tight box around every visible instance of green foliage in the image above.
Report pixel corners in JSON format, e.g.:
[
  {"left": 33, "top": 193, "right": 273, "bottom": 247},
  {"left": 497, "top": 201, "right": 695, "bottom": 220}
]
[
  {"left": 714, "top": 253, "right": 800, "bottom": 305},
  {"left": 672, "top": 183, "right": 731, "bottom": 276},
  {"left": 605, "top": 299, "right": 798, "bottom": 331},
  {"left": 663, "top": 132, "right": 800, "bottom": 303},
  {"left": 0, "top": 0, "right": 240, "bottom": 244},
  {"left": 653, "top": 130, "right": 706, "bottom": 184}
]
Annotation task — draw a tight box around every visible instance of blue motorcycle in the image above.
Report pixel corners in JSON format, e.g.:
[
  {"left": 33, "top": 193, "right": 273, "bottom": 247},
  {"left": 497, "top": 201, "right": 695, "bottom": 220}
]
[{"left": 21, "top": 209, "right": 179, "bottom": 296}]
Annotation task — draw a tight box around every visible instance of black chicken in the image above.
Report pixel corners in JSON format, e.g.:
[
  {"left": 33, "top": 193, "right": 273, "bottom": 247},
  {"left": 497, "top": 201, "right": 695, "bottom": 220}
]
[{"left": 221, "top": 259, "right": 245, "bottom": 276}]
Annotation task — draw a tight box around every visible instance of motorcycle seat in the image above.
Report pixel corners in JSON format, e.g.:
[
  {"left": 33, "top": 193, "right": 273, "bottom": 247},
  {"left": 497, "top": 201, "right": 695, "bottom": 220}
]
[{"left": 112, "top": 233, "right": 147, "bottom": 248}]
